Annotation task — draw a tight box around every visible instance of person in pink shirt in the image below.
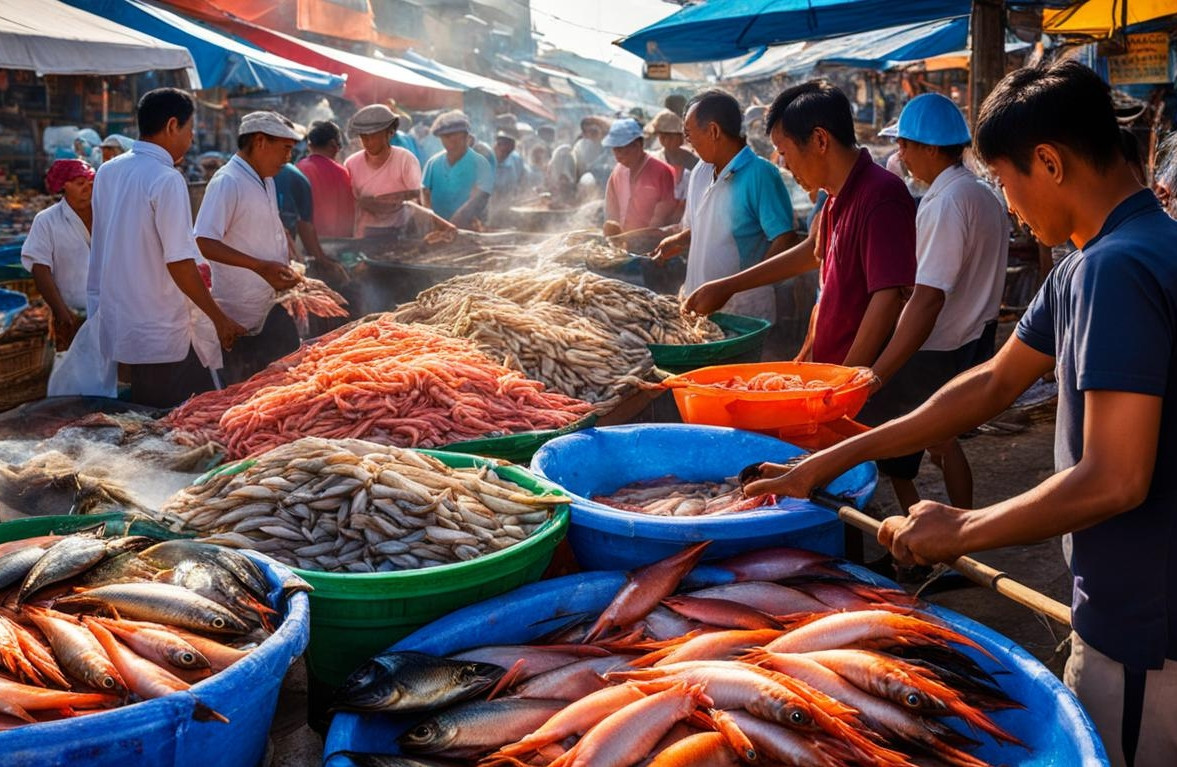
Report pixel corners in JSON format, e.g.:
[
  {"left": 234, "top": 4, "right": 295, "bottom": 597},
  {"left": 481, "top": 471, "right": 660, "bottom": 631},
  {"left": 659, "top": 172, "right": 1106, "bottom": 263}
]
[
  {"left": 343, "top": 104, "right": 422, "bottom": 237},
  {"left": 601, "top": 118, "right": 677, "bottom": 238}
]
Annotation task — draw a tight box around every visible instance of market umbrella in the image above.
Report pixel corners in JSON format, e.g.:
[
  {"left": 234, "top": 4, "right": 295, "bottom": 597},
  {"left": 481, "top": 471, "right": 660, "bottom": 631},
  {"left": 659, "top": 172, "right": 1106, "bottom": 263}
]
[
  {"left": 1044, "top": 0, "right": 1177, "bottom": 38},
  {"left": 614, "top": 0, "right": 973, "bottom": 64}
]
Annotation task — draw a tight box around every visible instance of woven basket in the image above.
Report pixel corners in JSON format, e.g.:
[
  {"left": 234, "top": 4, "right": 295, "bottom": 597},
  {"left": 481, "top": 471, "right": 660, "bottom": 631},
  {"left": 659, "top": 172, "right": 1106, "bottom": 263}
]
[{"left": 0, "top": 330, "right": 50, "bottom": 385}]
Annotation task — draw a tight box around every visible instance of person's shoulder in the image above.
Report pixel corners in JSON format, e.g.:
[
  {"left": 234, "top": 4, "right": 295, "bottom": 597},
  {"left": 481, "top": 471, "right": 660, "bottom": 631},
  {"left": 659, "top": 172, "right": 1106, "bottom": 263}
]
[
  {"left": 647, "top": 155, "right": 674, "bottom": 176},
  {"left": 342, "top": 151, "right": 364, "bottom": 169},
  {"left": 389, "top": 146, "right": 417, "bottom": 165}
]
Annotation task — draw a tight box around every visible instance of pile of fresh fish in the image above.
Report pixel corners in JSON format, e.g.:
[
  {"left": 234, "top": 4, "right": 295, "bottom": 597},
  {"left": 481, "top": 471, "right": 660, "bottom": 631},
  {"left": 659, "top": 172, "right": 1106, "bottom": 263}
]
[
  {"left": 0, "top": 533, "right": 289, "bottom": 729},
  {"left": 162, "top": 437, "right": 566, "bottom": 574},
  {"left": 392, "top": 267, "right": 722, "bottom": 410},
  {"left": 593, "top": 476, "right": 776, "bottom": 517},
  {"left": 332, "top": 544, "right": 1027, "bottom": 767}
]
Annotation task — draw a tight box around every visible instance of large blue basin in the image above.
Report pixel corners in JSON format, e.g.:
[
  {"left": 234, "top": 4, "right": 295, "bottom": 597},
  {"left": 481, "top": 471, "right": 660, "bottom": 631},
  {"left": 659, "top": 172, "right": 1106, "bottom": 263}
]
[{"left": 530, "top": 424, "right": 877, "bottom": 569}]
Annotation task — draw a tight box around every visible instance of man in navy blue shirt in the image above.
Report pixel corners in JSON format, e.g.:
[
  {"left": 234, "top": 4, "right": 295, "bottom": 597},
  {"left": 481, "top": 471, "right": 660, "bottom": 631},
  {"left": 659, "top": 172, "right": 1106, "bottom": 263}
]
[{"left": 749, "top": 60, "right": 1177, "bottom": 765}]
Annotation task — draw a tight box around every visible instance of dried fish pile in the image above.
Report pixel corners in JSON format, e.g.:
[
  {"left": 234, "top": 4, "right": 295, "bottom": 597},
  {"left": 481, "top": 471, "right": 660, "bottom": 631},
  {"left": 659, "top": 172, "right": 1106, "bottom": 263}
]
[
  {"left": 593, "top": 475, "right": 776, "bottom": 516},
  {"left": 392, "top": 268, "right": 723, "bottom": 410},
  {"left": 163, "top": 318, "right": 593, "bottom": 459},
  {"left": 163, "top": 438, "right": 565, "bottom": 573},
  {"left": 534, "top": 230, "right": 633, "bottom": 270},
  {"left": 395, "top": 292, "right": 651, "bottom": 410},
  {"left": 276, "top": 276, "right": 349, "bottom": 337}
]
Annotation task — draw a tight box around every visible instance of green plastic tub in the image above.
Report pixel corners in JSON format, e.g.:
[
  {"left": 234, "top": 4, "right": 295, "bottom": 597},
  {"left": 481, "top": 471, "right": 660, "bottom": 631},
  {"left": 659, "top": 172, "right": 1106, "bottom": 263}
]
[
  {"left": 648, "top": 312, "right": 772, "bottom": 374},
  {"left": 443, "top": 413, "right": 598, "bottom": 463},
  {"left": 294, "top": 450, "right": 570, "bottom": 687}
]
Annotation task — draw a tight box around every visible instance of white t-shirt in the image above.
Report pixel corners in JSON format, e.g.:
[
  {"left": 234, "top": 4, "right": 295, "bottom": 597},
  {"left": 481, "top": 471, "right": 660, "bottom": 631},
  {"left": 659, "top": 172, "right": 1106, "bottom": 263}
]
[
  {"left": 20, "top": 199, "right": 90, "bottom": 312},
  {"left": 194, "top": 154, "right": 289, "bottom": 334},
  {"left": 91, "top": 141, "right": 221, "bottom": 369},
  {"left": 916, "top": 164, "right": 1010, "bottom": 352}
]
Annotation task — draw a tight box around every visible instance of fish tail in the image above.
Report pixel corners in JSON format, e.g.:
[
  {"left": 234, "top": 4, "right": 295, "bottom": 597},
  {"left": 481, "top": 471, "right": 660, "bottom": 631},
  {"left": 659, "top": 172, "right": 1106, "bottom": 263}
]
[{"left": 192, "top": 700, "right": 230, "bottom": 724}]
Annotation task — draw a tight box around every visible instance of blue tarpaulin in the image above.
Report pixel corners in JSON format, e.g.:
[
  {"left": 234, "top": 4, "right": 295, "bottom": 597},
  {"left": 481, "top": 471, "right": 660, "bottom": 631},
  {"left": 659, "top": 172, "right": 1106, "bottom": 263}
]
[
  {"left": 64, "top": 0, "right": 345, "bottom": 95},
  {"left": 616, "top": 0, "right": 974, "bottom": 64}
]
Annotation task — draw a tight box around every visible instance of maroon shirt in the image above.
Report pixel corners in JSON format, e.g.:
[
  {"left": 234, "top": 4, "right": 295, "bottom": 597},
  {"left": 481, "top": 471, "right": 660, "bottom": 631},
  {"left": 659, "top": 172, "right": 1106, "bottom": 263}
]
[
  {"left": 814, "top": 149, "right": 916, "bottom": 364},
  {"left": 296, "top": 154, "right": 355, "bottom": 239}
]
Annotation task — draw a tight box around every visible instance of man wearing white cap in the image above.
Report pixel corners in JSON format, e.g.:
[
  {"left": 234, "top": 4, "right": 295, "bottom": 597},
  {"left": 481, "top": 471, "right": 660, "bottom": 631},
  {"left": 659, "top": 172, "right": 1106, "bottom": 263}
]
[
  {"left": 194, "top": 110, "right": 302, "bottom": 384},
  {"left": 422, "top": 110, "right": 494, "bottom": 228},
  {"left": 850, "top": 93, "right": 1009, "bottom": 515},
  {"left": 601, "top": 118, "right": 677, "bottom": 237}
]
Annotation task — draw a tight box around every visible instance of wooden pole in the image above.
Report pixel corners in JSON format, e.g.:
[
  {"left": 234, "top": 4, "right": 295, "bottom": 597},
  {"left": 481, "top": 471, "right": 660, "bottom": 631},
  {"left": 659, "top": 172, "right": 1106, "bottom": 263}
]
[
  {"left": 813, "top": 491, "right": 1073, "bottom": 627},
  {"left": 968, "top": 0, "right": 1006, "bottom": 128}
]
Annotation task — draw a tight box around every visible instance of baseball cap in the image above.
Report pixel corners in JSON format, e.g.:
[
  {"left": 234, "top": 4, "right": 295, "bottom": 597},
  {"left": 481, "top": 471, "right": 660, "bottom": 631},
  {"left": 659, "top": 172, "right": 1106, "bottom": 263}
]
[
  {"left": 601, "top": 118, "right": 644, "bottom": 148},
  {"left": 648, "top": 109, "right": 684, "bottom": 135},
  {"left": 238, "top": 111, "right": 303, "bottom": 141},
  {"left": 896, "top": 94, "right": 971, "bottom": 147}
]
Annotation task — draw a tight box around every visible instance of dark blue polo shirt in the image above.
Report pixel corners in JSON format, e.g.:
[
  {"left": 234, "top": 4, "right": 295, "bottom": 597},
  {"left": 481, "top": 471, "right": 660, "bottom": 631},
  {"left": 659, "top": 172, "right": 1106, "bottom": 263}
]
[{"left": 1017, "top": 189, "right": 1177, "bottom": 671}]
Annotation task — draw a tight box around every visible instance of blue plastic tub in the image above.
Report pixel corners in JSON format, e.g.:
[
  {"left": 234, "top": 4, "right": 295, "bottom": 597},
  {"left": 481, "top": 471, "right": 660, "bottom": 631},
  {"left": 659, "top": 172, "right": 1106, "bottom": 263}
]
[
  {"left": 0, "top": 287, "right": 29, "bottom": 335},
  {"left": 324, "top": 566, "right": 1107, "bottom": 766},
  {"left": 0, "top": 552, "right": 311, "bottom": 767},
  {"left": 530, "top": 424, "right": 877, "bottom": 570}
]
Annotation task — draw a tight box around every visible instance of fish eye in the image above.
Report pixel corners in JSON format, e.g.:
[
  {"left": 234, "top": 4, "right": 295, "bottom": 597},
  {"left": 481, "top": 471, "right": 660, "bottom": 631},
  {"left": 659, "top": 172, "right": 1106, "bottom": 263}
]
[
  {"left": 102, "top": 677, "right": 116, "bottom": 689},
  {"left": 905, "top": 692, "right": 922, "bottom": 707},
  {"left": 212, "top": 617, "right": 226, "bottom": 628},
  {"left": 180, "top": 652, "right": 196, "bottom": 665},
  {"left": 788, "top": 709, "right": 808, "bottom": 725},
  {"left": 411, "top": 725, "right": 433, "bottom": 738}
]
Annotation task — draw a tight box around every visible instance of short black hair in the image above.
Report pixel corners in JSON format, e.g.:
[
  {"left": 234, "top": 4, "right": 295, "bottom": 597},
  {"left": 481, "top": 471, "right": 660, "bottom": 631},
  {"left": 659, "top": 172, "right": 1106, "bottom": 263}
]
[
  {"left": 1119, "top": 127, "right": 1143, "bottom": 171},
  {"left": 686, "top": 90, "right": 742, "bottom": 141},
  {"left": 765, "top": 81, "right": 856, "bottom": 147},
  {"left": 137, "top": 88, "right": 195, "bottom": 137},
  {"left": 237, "top": 132, "right": 260, "bottom": 151},
  {"left": 975, "top": 59, "right": 1121, "bottom": 173},
  {"left": 307, "top": 120, "right": 343, "bottom": 148}
]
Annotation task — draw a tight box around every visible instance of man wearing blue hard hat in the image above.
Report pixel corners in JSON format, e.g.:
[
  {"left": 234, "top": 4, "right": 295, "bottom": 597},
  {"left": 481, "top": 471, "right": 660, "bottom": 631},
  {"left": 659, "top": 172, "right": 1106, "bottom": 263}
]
[
  {"left": 849, "top": 93, "right": 1010, "bottom": 517},
  {"left": 601, "top": 118, "right": 677, "bottom": 238}
]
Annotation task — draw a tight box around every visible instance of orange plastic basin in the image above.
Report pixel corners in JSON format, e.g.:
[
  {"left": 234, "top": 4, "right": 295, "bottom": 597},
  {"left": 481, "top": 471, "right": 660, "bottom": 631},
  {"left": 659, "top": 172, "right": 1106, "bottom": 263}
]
[{"left": 665, "top": 361, "right": 872, "bottom": 432}]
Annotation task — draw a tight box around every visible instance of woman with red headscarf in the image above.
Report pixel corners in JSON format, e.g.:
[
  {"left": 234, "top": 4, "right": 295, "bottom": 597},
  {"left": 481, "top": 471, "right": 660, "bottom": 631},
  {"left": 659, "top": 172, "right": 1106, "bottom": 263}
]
[{"left": 20, "top": 159, "right": 94, "bottom": 349}]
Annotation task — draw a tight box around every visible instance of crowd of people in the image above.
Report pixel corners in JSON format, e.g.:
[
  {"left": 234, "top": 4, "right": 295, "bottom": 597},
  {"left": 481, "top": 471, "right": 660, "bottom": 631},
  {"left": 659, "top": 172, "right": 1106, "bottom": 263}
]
[{"left": 12, "top": 59, "right": 1177, "bottom": 765}]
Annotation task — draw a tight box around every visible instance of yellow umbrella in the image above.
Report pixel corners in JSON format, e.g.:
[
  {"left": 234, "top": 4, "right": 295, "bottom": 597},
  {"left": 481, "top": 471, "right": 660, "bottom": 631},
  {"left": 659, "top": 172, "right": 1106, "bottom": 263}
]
[{"left": 1044, "top": 0, "right": 1177, "bottom": 38}]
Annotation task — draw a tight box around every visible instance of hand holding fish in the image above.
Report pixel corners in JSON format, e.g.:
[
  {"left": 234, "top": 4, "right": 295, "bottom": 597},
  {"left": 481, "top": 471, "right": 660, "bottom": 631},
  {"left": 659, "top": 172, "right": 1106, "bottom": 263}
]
[
  {"left": 742, "top": 455, "right": 824, "bottom": 500},
  {"left": 878, "top": 500, "right": 973, "bottom": 566}
]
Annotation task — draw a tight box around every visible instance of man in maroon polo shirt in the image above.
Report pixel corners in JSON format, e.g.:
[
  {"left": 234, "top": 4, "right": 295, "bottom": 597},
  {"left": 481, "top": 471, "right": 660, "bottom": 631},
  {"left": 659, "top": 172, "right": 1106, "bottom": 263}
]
[{"left": 685, "top": 81, "right": 919, "bottom": 526}]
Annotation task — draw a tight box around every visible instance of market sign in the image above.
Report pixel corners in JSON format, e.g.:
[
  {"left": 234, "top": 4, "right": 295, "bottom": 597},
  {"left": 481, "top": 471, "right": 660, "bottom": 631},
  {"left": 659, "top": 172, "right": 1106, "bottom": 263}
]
[
  {"left": 1107, "top": 32, "right": 1172, "bottom": 85},
  {"left": 644, "top": 61, "right": 672, "bottom": 80}
]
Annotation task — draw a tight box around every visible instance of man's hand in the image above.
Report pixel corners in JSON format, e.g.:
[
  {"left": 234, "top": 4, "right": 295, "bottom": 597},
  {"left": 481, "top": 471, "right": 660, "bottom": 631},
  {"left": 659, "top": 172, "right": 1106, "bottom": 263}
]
[
  {"left": 744, "top": 456, "right": 826, "bottom": 499},
  {"left": 651, "top": 231, "right": 688, "bottom": 263},
  {"left": 683, "top": 279, "right": 734, "bottom": 316},
  {"left": 256, "top": 261, "right": 301, "bottom": 291},
  {"left": 213, "top": 314, "right": 247, "bottom": 351},
  {"left": 603, "top": 220, "right": 623, "bottom": 237},
  {"left": 52, "top": 312, "right": 82, "bottom": 351},
  {"left": 849, "top": 367, "right": 883, "bottom": 393},
  {"left": 878, "top": 501, "right": 971, "bottom": 566},
  {"left": 313, "top": 257, "right": 349, "bottom": 286}
]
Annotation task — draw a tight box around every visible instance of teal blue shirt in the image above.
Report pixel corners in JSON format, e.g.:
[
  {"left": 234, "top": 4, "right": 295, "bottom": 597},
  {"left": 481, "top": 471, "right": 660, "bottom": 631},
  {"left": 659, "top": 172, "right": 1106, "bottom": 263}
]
[
  {"left": 390, "top": 131, "right": 424, "bottom": 167},
  {"left": 422, "top": 149, "right": 495, "bottom": 222}
]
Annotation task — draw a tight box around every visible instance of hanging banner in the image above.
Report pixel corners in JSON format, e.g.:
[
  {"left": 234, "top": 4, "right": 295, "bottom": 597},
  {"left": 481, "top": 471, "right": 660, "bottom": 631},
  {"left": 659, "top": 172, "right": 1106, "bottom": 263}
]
[{"left": 1107, "top": 32, "right": 1171, "bottom": 85}]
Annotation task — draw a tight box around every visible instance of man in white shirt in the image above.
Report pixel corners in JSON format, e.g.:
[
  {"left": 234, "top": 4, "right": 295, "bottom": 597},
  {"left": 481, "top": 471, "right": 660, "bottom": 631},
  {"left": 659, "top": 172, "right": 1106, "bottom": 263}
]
[
  {"left": 856, "top": 93, "right": 1010, "bottom": 514},
  {"left": 195, "top": 111, "right": 302, "bottom": 385},
  {"left": 91, "top": 88, "right": 244, "bottom": 408}
]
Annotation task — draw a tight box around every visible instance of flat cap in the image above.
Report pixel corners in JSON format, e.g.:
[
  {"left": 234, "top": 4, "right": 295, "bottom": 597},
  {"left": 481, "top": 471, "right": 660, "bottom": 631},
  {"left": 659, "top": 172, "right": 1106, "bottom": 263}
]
[
  {"left": 431, "top": 110, "right": 471, "bottom": 136},
  {"left": 239, "top": 111, "right": 303, "bottom": 140},
  {"left": 349, "top": 104, "right": 399, "bottom": 135}
]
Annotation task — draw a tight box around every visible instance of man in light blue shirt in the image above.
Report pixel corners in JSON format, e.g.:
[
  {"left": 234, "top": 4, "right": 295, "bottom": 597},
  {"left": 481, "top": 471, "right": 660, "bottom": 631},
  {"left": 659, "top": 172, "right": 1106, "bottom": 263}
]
[{"left": 422, "top": 110, "right": 494, "bottom": 228}]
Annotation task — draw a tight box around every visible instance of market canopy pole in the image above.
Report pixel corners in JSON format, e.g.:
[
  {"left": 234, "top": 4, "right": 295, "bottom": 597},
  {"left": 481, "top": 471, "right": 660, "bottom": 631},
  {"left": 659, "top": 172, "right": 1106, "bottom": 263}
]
[{"left": 969, "top": 0, "right": 1006, "bottom": 129}]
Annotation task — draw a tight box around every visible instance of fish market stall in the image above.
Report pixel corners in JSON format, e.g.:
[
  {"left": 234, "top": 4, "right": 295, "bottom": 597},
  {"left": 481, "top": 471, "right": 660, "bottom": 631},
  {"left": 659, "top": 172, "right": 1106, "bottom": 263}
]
[
  {"left": 0, "top": 524, "right": 310, "bottom": 767},
  {"left": 324, "top": 545, "right": 1106, "bottom": 766}
]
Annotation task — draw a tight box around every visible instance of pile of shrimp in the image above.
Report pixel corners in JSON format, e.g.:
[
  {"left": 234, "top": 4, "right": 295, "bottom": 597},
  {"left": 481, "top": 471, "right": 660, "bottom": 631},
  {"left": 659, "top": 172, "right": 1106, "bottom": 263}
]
[
  {"left": 336, "top": 544, "right": 1029, "bottom": 767},
  {"left": 275, "top": 276, "right": 349, "bottom": 337},
  {"left": 717, "top": 373, "right": 831, "bottom": 392},
  {"left": 163, "top": 317, "right": 593, "bottom": 459}
]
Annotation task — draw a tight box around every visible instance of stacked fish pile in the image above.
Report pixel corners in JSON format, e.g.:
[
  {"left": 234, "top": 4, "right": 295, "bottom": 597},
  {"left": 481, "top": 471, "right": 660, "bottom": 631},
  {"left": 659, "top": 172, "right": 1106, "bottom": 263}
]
[
  {"left": 332, "top": 545, "right": 1026, "bottom": 767},
  {"left": 593, "top": 475, "right": 776, "bottom": 517},
  {"left": 534, "top": 230, "right": 634, "bottom": 270},
  {"left": 162, "top": 438, "right": 565, "bottom": 574},
  {"left": 392, "top": 268, "right": 722, "bottom": 410},
  {"left": 163, "top": 318, "right": 593, "bottom": 459},
  {"left": 0, "top": 534, "right": 290, "bottom": 729}
]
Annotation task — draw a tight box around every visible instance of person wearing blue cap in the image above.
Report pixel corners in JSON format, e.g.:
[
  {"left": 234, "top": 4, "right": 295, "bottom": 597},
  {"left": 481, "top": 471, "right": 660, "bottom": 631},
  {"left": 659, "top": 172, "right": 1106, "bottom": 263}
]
[
  {"left": 601, "top": 118, "right": 677, "bottom": 238},
  {"left": 751, "top": 60, "right": 1177, "bottom": 766},
  {"left": 845, "top": 93, "right": 1011, "bottom": 516}
]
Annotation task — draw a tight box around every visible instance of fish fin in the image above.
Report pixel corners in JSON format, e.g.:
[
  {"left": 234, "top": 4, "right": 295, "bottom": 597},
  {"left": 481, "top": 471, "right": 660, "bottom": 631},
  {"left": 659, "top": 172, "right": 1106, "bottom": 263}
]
[
  {"left": 486, "top": 658, "right": 526, "bottom": 700},
  {"left": 192, "top": 700, "right": 230, "bottom": 724}
]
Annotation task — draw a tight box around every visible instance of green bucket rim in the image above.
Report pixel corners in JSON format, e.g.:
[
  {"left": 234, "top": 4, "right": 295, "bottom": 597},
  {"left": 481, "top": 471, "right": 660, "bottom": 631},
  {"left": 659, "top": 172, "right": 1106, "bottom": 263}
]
[
  {"left": 647, "top": 312, "right": 772, "bottom": 370},
  {"left": 442, "top": 412, "right": 597, "bottom": 461}
]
